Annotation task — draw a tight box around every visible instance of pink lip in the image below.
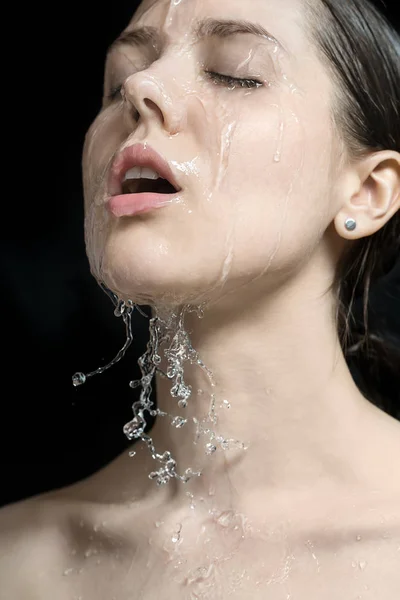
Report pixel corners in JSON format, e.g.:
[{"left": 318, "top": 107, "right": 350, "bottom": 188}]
[{"left": 107, "top": 143, "right": 181, "bottom": 218}]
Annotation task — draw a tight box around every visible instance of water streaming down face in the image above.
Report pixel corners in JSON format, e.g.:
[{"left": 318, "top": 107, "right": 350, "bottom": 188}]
[
  {"left": 75, "top": 0, "right": 355, "bottom": 595},
  {"left": 78, "top": 0, "right": 313, "bottom": 487}
]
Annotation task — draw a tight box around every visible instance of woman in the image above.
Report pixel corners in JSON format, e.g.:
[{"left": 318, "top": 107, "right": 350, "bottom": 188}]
[{"left": 1, "top": 0, "right": 399, "bottom": 598}]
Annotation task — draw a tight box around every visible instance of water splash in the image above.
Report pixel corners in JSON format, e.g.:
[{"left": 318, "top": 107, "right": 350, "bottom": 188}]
[
  {"left": 72, "top": 286, "right": 137, "bottom": 387},
  {"left": 72, "top": 289, "right": 247, "bottom": 488}
]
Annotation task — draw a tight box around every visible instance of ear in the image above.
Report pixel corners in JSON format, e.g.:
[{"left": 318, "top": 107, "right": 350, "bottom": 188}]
[{"left": 334, "top": 150, "right": 400, "bottom": 240}]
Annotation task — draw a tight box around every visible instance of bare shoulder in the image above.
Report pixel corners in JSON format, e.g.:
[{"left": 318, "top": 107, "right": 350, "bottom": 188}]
[{"left": 0, "top": 492, "right": 75, "bottom": 600}]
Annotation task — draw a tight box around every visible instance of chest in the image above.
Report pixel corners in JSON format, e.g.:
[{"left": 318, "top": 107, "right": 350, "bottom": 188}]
[{"left": 45, "top": 527, "right": 400, "bottom": 600}]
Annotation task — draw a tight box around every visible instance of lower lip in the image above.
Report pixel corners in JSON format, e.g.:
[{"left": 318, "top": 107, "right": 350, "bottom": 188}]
[{"left": 107, "top": 193, "right": 177, "bottom": 218}]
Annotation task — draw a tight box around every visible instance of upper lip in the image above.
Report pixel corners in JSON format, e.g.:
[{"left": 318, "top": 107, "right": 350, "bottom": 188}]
[{"left": 108, "top": 143, "right": 181, "bottom": 196}]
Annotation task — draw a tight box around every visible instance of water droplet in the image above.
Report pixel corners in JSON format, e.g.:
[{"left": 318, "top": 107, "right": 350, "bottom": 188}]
[
  {"left": 222, "top": 400, "right": 231, "bottom": 409},
  {"left": 153, "top": 354, "right": 162, "bottom": 365},
  {"left": 356, "top": 535, "right": 362, "bottom": 541},
  {"left": 128, "top": 450, "right": 136, "bottom": 458},
  {"left": 172, "top": 416, "right": 187, "bottom": 428},
  {"left": 63, "top": 568, "right": 74, "bottom": 576},
  {"left": 172, "top": 382, "right": 192, "bottom": 402},
  {"left": 129, "top": 379, "right": 141, "bottom": 389},
  {"left": 114, "top": 300, "right": 126, "bottom": 317},
  {"left": 158, "top": 476, "right": 170, "bottom": 486},
  {"left": 178, "top": 399, "right": 188, "bottom": 408},
  {"left": 172, "top": 526, "right": 182, "bottom": 543},
  {"left": 358, "top": 560, "right": 367, "bottom": 570},
  {"left": 72, "top": 372, "right": 86, "bottom": 387},
  {"left": 198, "top": 389, "right": 204, "bottom": 395},
  {"left": 186, "top": 492, "right": 196, "bottom": 509},
  {"left": 155, "top": 521, "right": 164, "bottom": 528},
  {"left": 221, "top": 438, "right": 246, "bottom": 451},
  {"left": 216, "top": 511, "right": 235, "bottom": 528},
  {"left": 123, "top": 416, "right": 145, "bottom": 440},
  {"left": 205, "top": 443, "right": 217, "bottom": 455},
  {"left": 161, "top": 451, "right": 172, "bottom": 462},
  {"left": 167, "top": 366, "right": 176, "bottom": 378}
]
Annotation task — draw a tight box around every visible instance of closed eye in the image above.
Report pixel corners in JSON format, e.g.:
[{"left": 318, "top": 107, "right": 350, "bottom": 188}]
[
  {"left": 106, "top": 84, "right": 123, "bottom": 101},
  {"left": 106, "top": 72, "right": 264, "bottom": 101},
  {"left": 205, "top": 71, "right": 263, "bottom": 89}
]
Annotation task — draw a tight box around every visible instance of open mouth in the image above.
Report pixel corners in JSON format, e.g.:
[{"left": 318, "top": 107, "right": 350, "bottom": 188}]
[{"left": 121, "top": 167, "right": 179, "bottom": 195}]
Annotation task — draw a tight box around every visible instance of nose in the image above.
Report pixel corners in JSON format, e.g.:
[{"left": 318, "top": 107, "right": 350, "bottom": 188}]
[{"left": 122, "top": 68, "right": 187, "bottom": 135}]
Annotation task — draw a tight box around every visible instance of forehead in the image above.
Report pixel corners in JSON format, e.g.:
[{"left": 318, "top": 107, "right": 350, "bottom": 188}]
[{"left": 127, "top": 0, "right": 307, "bottom": 56}]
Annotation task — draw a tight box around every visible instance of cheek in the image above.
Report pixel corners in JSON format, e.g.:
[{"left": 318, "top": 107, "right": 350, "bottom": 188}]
[
  {"left": 82, "top": 105, "right": 126, "bottom": 207},
  {"left": 216, "top": 104, "right": 334, "bottom": 274},
  {"left": 229, "top": 100, "right": 331, "bottom": 191},
  {"left": 83, "top": 107, "right": 127, "bottom": 285}
]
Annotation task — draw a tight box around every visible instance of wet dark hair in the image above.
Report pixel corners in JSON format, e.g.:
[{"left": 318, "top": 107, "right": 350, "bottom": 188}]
[{"left": 305, "top": 0, "right": 400, "bottom": 417}]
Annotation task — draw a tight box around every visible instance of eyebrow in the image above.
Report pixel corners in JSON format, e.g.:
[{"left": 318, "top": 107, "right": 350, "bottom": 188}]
[
  {"left": 108, "top": 26, "right": 159, "bottom": 54},
  {"left": 107, "top": 17, "right": 289, "bottom": 57},
  {"left": 196, "top": 18, "right": 288, "bottom": 53}
]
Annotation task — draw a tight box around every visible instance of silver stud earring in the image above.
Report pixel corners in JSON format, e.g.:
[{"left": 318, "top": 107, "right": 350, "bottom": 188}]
[{"left": 345, "top": 218, "right": 357, "bottom": 232}]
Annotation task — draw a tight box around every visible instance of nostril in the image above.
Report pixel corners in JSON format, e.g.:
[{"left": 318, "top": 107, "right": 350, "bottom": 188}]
[
  {"left": 144, "top": 98, "right": 158, "bottom": 110},
  {"left": 143, "top": 98, "right": 165, "bottom": 123}
]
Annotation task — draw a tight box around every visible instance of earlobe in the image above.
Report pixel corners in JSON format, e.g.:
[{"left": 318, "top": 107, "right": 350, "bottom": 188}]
[{"left": 335, "top": 151, "right": 400, "bottom": 240}]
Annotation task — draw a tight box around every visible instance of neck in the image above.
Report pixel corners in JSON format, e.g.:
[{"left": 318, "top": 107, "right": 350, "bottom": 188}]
[{"left": 125, "top": 265, "right": 367, "bottom": 512}]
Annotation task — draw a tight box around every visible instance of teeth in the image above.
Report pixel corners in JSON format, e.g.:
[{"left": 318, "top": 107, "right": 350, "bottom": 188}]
[
  {"left": 123, "top": 167, "right": 161, "bottom": 181},
  {"left": 124, "top": 166, "right": 141, "bottom": 181},
  {"left": 141, "top": 167, "right": 160, "bottom": 180}
]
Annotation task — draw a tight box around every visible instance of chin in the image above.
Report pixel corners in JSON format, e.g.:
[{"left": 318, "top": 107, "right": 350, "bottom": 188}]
[
  {"left": 91, "top": 243, "right": 208, "bottom": 309},
  {"left": 86, "top": 221, "right": 246, "bottom": 309}
]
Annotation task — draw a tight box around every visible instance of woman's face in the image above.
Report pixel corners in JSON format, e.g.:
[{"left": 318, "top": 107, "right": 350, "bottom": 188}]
[{"left": 83, "top": 0, "right": 344, "bottom": 308}]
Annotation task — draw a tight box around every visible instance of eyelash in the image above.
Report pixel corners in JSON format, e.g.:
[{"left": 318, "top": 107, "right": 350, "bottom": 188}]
[
  {"left": 107, "top": 85, "right": 123, "bottom": 100},
  {"left": 107, "top": 71, "right": 263, "bottom": 100},
  {"left": 205, "top": 71, "right": 263, "bottom": 89}
]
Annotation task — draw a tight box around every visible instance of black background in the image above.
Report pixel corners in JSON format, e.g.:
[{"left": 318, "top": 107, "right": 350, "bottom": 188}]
[{"left": 1, "top": 2, "right": 399, "bottom": 508}]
